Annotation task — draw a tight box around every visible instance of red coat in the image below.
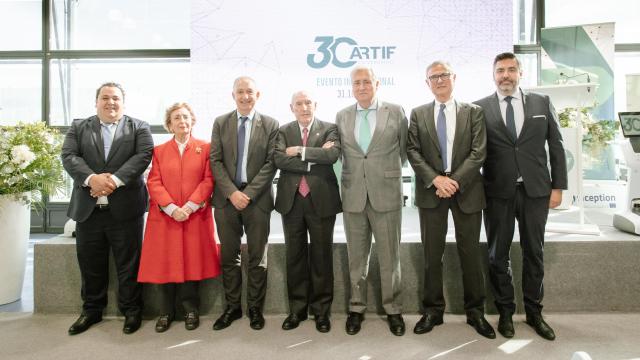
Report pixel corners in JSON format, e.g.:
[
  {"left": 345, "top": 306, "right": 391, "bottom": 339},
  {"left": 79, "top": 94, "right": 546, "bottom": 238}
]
[{"left": 138, "top": 137, "right": 221, "bottom": 283}]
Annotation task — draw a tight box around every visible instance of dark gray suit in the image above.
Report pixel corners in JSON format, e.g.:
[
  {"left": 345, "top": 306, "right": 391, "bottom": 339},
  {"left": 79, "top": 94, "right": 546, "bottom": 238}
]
[
  {"left": 407, "top": 101, "right": 487, "bottom": 317},
  {"left": 210, "top": 110, "right": 278, "bottom": 310},
  {"left": 474, "top": 90, "right": 567, "bottom": 316},
  {"left": 274, "top": 118, "right": 341, "bottom": 317},
  {"left": 61, "top": 115, "right": 153, "bottom": 316}
]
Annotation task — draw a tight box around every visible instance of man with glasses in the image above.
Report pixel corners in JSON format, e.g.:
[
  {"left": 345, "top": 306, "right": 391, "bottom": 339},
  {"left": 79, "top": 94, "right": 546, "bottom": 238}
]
[
  {"left": 336, "top": 65, "right": 408, "bottom": 336},
  {"left": 474, "top": 52, "right": 566, "bottom": 341},
  {"left": 407, "top": 61, "right": 495, "bottom": 338}
]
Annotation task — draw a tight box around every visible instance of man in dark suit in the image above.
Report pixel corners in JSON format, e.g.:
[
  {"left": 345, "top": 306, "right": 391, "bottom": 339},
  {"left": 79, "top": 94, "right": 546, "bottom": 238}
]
[
  {"left": 210, "top": 76, "right": 279, "bottom": 331},
  {"left": 474, "top": 52, "right": 567, "bottom": 341},
  {"left": 274, "top": 90, "right": 341, "bottom": 333},
  {"left": 407, "top": 61, "right": 495, "bottom": 339},
  {"left": 61, "top": 82, "right": 153, "bottom": 335}
]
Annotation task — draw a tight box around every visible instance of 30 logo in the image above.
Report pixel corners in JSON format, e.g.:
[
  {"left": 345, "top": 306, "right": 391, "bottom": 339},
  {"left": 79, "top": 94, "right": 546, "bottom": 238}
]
[{"left": 307, "top": 36, "right": 396, "bottom": 69}]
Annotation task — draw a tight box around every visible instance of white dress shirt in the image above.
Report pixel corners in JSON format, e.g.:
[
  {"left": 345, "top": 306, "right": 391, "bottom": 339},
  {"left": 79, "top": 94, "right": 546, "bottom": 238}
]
[{"left": 433, "top": 98, "right": 457, "bottom": 172}]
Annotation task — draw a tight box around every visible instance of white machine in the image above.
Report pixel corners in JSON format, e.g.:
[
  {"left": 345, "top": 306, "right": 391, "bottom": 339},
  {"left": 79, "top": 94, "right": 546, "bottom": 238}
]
[{"left": 613, "top": 112, "right": 640, "bottom": 234}]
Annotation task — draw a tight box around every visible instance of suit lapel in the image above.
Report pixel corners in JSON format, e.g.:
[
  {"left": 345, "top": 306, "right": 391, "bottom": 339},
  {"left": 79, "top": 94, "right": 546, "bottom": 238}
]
[
  {"left": 90, "top": 116, "right": 105, "bottom": 162},
  {"left": 306, "top": 119, "right": 323, "bottom": 147},
  {"left": 519, "top": 90, "right": 532, "bottom": 140},
  {"left": 345, "top": 105, "right": 360, "bottom": 153},
  {"left": 367, "top": 102, "right": 388, "bottom": 153},
  {"left": 424, "top": 102, "right": 440, "bottom": 151},
  {"left": 452, "top": 101, "right": 469, "bottom": 166},
  {"left": 247, "top": 111, "right": 263, "bottom": 169},
  {"left": 287, "top": 121, "right": 303, "bottom": 147},
  {"left": 229, "top": 111, "right": 239, "bottom": 166}
]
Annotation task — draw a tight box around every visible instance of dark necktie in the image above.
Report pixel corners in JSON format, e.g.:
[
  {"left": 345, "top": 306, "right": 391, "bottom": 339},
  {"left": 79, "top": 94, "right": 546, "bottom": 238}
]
[
  {"left": 298, "top": 127, "right": 310, "bottom": 197},
  {"left": 505, "top": 96, "right": 517, "bottom": 141},
  {"left": 436, "top": 103, "right": 447, "bottom": 170},
  {"left": 234, "top": 116, "right": 249, "bottom": 187},
  {"left": 101, "top": 123, "right": 114, "bottom": 160}
]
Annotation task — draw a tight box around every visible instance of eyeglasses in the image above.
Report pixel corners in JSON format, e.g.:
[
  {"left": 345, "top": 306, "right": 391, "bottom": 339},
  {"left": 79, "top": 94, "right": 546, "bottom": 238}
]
[{"left": 427, "top": 73, "right": 452, "bottom": 82}]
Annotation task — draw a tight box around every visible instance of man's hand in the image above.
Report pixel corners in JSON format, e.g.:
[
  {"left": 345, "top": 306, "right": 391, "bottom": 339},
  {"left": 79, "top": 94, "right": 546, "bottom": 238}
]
[
  {"left": 229, "top": 190, "right": 251, "bottom": 211},
  {"left": 89, "top": 173, "right": 116, "bottom": 197},
  {"left": 285, "top": 146, "right": 300, "bottom": 157},
  {"left": 171, "top": 208, "right": 190, "bottom": 222},
  {"left": 432, "top": 175, "right": 459, "bottom": 198},
  {"left": 549, "top": 189, "right": 562, "bottom": 209},
  {"left": 322, "top": 141, "right": 335, "bottom": 149}
]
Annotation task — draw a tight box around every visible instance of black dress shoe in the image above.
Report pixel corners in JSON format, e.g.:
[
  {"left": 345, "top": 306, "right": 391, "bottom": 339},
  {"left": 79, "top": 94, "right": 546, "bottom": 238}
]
[
  {"left": 155, "top": 314, "right": 172, "bottom": 333},
  {"left": 526, "top": 314, "right": 556, "bottom": 341},
  {"left": 413, "top": 314, "right": 443, "bottom": 334},
  {"left": 498, "top": 314, "right": 515, "bottom": 338},
  {"left": 248, "top": 307, "right": 265, "bottom": 330},
  {"left": 466, "top": 315, "right": 496, "bottom": 339},
  {"left": 315, "top": 315, "right": 331, "bottom": 333},
  {"left": 345, "top": 312, "right": 364, "bottom": 335},
  {"left": 68, "top": 313, "right": 102, "bottom": 335},
  {"left": 213, "top": 307, "right": 242, "bottom": 330},
  {"left": 185, "top": 311, "right": 199, "bottom": 331},
  {"left": 387, "top": 314, "right": 405, "bottom": 336},
  {"left": 123, "top": 314, "right": 142, "bottom": 334},
  {"left": 282, "top": 313, "right": 307, "bottom": 330}
]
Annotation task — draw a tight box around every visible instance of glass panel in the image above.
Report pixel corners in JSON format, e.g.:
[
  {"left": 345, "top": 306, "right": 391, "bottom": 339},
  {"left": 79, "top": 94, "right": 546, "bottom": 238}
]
[
  {"left": 515, "top": 53, "right": 539, "bottom": 87},
  {"left": 0, "top": 0, "right": 41, "bottom": 50},
  {"left": 513, "top": 0, "right": 537, "bottom": 44},
  {"left": 49, "top": 58, "right": 190, "bottom": 126},
  {"left": 50, "top": 0, "right": 189, "bottom": 50},
  {"left": 0, "top": 60, "right": 42, "bottom": 125},
  {"left": 614, "top": 52, "right": 640, "bottom": 113},
  {"left": 546, "top": 0, "right": 640, "bottom": 43}
]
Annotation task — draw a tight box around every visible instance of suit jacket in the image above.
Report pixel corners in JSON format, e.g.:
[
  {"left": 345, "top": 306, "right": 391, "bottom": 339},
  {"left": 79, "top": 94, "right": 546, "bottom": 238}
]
[
  {"left": 139, "top": 138, "right": 220, "bottom": 283},
  {"left": 335, "top": 101, "right": 408, "bottom": 213},
  {"left": 61, "top": 115, "right": 154, "bottom": 223},
  {"left": 210, "top": 110, "right": 279, "bottom": 212},
  {"left": 273, "top": 118, "right": 342, "bottom": 217},
  {"left": 407, "top": 101, "right": 487, "bottom": 213},
  {"left": 474, "top": 90, "right": 567, "bottom": 199}
]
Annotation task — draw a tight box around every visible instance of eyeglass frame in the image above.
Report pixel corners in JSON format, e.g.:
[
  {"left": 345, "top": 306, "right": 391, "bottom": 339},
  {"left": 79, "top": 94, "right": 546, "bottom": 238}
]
[{"left": 427, "top": 72, "right": 452, "bottom": 82}]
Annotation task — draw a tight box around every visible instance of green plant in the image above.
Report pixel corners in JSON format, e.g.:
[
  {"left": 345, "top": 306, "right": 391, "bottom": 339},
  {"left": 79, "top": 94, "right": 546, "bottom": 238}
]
[
  {"left": 0, "top": 122, "right": 64, "bottom": 205},
  {"left": 558, "top": 107, "right": 619, "bottom": 150}
]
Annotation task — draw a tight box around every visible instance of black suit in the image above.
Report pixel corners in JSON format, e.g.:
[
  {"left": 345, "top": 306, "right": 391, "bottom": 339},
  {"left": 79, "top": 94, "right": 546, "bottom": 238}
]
[
  {"left": 474, "top": 90, "right": 567, "bottom": 316},
  {"left": 61, "top": 115, "right": 153, "bottom": 316},
  {"left": 274, "top": 119, "right": 341, "bottom": 317}
]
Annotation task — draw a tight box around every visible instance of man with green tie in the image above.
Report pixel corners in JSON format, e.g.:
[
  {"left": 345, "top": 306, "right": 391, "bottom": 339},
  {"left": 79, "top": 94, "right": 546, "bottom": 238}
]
[{"left": 335, "top": 66, "right": 408, "bottom": 336}]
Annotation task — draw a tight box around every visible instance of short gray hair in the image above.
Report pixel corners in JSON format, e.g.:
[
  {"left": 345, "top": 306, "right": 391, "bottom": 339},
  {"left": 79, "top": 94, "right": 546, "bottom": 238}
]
[{"left": 425, "top": 61, "right": 454, "bottom": 75}]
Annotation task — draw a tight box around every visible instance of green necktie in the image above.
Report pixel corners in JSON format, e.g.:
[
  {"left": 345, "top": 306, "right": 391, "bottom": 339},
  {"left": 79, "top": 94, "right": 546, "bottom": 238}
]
[{"left": 359, "top": 109, "right": 371, "bottom": 152}]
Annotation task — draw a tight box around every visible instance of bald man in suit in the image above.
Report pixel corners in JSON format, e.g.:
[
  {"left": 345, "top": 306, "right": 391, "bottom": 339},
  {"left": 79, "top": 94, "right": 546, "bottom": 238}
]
[
  {"left": 274, "top": 90, "right": 341, "bottom": 333},
  {"left": 336, "top": 66, "right": 408, "bottom": 336},
  {"left": 210, "top": 76, "right": 279, "bottom": 331}
]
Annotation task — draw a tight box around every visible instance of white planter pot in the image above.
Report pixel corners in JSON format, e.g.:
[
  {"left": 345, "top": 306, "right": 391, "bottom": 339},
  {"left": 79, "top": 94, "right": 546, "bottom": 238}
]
[{"left": 0, "top": 193, "right": 30, "bottom": 305}]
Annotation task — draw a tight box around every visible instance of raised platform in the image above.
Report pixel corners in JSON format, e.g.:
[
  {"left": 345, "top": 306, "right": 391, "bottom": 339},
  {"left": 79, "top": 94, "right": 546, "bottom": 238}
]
[{"left": 34, "top": 208, "right": 640, "bottom": 317}]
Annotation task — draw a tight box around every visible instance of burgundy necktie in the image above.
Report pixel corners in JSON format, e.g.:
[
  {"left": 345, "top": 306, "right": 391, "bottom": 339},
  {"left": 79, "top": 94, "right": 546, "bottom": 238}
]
[{"left": 298, "top": 127, "right": 310, "bottom": 197}]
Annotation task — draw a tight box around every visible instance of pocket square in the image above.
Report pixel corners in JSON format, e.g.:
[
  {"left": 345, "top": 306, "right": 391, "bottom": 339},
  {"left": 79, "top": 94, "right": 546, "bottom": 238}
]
[{"left": 532, "top": 115, "right": 546, "bottom": 119}]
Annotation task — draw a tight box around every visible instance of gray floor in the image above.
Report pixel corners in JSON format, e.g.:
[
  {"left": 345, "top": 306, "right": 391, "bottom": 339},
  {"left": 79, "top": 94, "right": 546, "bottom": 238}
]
[
  {"left": 1, "top": 209, "right": 640, "bottom": 359},
  {"left": 0, "top": 313, "right": 639, "bottom": 360}
]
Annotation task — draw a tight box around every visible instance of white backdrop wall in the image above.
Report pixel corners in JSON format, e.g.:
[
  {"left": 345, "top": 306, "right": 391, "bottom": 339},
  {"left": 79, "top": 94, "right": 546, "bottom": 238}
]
[{"left": 190, "top": 0, "right": 513, "bottom": 139}]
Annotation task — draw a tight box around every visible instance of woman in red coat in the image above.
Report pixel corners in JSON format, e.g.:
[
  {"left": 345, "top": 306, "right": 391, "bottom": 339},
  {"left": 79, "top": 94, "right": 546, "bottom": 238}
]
[{"left": 138, "top": 102, "right": 221, "bottom": 332}]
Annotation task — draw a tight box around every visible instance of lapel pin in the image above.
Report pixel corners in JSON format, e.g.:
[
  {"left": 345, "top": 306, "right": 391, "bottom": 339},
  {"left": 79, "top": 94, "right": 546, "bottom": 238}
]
[{"left": 195, "top": 146, "right": 202, "bottom": 154}]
